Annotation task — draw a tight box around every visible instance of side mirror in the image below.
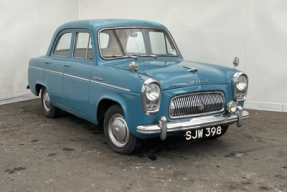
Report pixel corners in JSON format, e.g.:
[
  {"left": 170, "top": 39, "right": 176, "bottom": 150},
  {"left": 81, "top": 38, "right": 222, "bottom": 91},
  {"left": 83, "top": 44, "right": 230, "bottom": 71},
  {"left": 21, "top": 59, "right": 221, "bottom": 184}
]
[
  {"left": 129, "top": 61, "right": 139, "bottom": 72},
  {"left": 233, "top": 57, "right": 239, "bottom": 68}
]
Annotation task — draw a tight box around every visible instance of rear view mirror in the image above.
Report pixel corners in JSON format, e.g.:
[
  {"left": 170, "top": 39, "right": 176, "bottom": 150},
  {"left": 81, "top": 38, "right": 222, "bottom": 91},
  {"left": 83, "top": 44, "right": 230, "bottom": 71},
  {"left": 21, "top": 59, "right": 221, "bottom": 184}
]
[{"left": 130, "top": 32, "right": 138, "bottom": 37}]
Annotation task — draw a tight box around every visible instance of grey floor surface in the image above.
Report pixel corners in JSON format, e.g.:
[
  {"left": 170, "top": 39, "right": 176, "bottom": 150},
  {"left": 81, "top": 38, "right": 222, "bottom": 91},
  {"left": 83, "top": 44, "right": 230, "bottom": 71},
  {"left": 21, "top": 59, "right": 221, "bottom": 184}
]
[{"left": 0, "top": 99, "right": 286, "bottom": 192}]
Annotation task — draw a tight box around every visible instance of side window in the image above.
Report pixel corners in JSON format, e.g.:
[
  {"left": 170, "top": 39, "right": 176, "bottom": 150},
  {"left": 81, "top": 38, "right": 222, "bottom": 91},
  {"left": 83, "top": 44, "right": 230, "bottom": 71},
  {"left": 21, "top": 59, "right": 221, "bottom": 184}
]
[
  {"left": 73, "top": 32, "right": 94, "bottom": 60},
  {"left": 126, "top": 32, "right": 146, "bottom": 53},
  {"left": 53, "top": 32, "right": 72, "bottom": 57},
  {"left": 100, "top": 33, "right": 109, "bottom": 49}
]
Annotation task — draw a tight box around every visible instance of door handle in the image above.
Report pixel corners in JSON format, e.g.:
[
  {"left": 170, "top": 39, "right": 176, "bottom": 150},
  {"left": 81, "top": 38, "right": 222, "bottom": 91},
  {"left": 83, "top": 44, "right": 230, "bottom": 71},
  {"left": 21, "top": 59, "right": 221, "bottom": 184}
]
[
  {"left": 45, "top": 61, "right": 51, "bottom": 64},
  {"left": 64, "top": 64, "right": 68, "bottom": 67},
  {"left": 94, "top": 77, "right": 102, "bottom": 81}
]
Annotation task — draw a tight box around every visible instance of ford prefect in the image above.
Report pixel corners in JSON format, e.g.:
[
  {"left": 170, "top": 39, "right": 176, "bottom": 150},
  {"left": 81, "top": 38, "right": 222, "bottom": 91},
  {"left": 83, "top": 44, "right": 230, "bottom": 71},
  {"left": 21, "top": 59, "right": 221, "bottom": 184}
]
[{"left": 28, "top": 19, "right": 249, "bottom": 154}]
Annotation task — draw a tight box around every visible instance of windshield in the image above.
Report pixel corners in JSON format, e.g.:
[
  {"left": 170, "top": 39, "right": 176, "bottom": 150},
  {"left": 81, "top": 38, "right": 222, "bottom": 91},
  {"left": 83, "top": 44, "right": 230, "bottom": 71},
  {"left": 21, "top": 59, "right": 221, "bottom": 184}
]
[{"left": 98, "top": 28, "right": 178, "bottom": 59}]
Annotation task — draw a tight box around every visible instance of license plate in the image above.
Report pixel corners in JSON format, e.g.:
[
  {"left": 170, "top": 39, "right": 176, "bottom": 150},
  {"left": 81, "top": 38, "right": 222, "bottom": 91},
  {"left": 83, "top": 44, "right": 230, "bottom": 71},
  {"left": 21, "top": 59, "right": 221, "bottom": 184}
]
[{"left": 185, "top": 126, "right": 222, "bottom": 140}]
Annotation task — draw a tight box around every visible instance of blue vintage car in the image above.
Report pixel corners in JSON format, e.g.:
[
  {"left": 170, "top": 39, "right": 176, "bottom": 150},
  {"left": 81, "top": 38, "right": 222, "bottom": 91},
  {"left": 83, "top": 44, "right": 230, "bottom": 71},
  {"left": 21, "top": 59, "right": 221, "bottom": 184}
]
[{"left": 28, "top": 19, "right": 249, "bottom": 154}]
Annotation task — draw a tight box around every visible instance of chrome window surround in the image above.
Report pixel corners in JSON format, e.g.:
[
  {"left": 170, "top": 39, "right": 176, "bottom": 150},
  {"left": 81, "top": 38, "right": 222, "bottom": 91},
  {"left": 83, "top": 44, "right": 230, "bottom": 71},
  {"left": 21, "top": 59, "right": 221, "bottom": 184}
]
[
  {"left": 52, "top": 31, "right": 72, "bottom": 57},
  {"left": 141, "top": 78, "right": 162, "bottom": 116},
  {"left": 97, "top": 27, "right": 181, "bottom": 60},
  {"left": 233, "top": 71, "right": 248, "bottom": 103},
  {"left": 169, "top": 91, "right": 225, "bottom": 119},
  {"left": 72, "top": 31, "right": 93, "bottom": 60}
]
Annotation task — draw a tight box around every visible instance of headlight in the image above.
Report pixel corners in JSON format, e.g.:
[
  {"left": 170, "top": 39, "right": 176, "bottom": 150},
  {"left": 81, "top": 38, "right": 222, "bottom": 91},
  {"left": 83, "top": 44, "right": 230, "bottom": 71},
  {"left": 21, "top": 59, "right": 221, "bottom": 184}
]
[
  {"left": 233, "top": 72, "right": 248, "bottom": 102},
  {"left": 145, "top": 83, "right": 160, "bottom": 101},
  {"left": 236, "top": 75, "right": 247, "bottom": 91},
  {"left": 141, "top": 78, "right": 162, "bottom": 116}
]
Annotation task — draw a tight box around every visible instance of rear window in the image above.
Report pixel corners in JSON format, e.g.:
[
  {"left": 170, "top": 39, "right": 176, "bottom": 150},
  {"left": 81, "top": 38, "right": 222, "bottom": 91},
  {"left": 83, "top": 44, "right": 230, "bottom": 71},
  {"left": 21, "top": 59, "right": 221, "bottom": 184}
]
[{"left": 73, "top": 32, "right": 94, "bottom": 59}]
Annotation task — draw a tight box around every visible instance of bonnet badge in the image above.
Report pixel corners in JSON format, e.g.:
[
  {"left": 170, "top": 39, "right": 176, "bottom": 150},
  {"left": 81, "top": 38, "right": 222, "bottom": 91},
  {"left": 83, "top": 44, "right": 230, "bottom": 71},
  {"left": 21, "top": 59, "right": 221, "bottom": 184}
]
[
  {"left": 197, "top": 102, "right": 204, "bottom": 110},
  {"left": 189, "top": 79, "right": 208, "bottom": 84}
]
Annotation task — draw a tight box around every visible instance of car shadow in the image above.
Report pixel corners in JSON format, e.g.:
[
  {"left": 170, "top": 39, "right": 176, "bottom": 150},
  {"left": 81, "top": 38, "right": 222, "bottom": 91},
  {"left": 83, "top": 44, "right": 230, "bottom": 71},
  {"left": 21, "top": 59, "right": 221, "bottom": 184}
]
[{"left": 26, "top": 103, "right": 228, "bottom": 159}]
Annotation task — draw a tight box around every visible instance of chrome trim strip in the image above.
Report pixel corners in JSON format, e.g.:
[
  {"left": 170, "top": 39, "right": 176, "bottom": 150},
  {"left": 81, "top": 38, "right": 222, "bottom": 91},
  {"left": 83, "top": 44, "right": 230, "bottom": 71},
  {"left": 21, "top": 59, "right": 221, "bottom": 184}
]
[
  {"left": 90, "top": 80, "right": 130, "bottom": 92},
  {"left": 64, "top": 73, "right": 90, "bottom": 82},
  {"left": 29, "top": 66, "right": 43, "bottom": 70},
  {"left": 44, "top": 69, "right": 63, "bottom": 75},
  {"left": 169, "top": 91, "right": 225, "bottom": 119},
  {"left": 97, "top": 26, "right": 180, "bottom": 60},
  {"left": 137, "top": 110, "right": 249, "bottom": 134}
]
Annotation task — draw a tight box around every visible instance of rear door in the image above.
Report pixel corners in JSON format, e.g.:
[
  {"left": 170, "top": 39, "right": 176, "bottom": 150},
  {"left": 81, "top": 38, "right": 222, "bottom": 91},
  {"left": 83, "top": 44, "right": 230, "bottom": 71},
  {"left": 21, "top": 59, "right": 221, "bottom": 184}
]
[
  {"left": 62, "top": 30, "right": 95, "bottom": 115},
  {"left": 43, "top": 30, "right": 72, "bottom": 104}
]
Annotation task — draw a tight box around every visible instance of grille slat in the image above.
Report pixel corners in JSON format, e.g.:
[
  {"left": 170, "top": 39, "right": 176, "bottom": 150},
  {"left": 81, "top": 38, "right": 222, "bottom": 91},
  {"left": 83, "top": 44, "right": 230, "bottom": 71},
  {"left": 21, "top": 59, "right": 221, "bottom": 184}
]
[{"left": 169, "top": 92, "right": 225, "bottom": 119}]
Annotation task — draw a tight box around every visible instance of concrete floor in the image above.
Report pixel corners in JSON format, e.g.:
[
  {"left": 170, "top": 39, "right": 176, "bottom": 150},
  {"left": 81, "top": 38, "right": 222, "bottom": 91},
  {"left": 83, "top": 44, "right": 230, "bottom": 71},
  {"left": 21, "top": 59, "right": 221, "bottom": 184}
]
[{"left": 0, "top": 99, "right": 286, "bottom": 192}]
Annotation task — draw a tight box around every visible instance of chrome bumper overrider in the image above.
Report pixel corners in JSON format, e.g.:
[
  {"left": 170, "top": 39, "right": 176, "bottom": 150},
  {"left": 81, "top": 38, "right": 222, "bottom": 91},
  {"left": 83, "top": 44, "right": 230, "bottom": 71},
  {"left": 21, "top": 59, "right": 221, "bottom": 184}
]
[{"left": 137, "top": 108, "right": 249, "bottom": 140}]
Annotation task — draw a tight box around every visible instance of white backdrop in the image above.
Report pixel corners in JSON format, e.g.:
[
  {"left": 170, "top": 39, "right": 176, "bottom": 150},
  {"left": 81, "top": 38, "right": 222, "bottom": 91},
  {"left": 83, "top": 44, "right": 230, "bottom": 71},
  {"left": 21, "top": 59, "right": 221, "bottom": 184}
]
[
  {"left": 0, "top": 0, "right": 287, "bottom": 112},
  {"left": 0, "top": 0, "right": 79, "bottom": 100}
]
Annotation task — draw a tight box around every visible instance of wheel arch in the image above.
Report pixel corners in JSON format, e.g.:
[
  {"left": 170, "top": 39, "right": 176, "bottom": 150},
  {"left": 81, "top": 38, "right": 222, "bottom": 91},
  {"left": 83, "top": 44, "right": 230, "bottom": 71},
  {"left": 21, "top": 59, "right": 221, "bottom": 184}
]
[
  {"left": 34, "top": 82, "right": 49, "bottom": 96},
  {"left": 96, "top": 97, "right": 128, "bottom": 128}
]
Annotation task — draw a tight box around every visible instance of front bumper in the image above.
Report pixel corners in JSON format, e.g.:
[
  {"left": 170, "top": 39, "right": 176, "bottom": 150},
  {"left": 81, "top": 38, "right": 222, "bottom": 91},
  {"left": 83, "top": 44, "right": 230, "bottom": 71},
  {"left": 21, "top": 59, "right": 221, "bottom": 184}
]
[{"left": 137, "top": 107, "right": 249, "bottom": 140}]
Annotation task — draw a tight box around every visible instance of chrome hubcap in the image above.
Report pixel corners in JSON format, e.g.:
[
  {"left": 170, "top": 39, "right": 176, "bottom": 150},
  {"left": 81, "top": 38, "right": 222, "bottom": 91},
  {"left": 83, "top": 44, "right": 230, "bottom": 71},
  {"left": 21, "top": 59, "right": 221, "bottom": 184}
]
[
  {"left": 108, "top": 114, "right": 129, "bottom": 147},
  {"left": 43, "top": 89, "right": 51, "bottom": 112}
]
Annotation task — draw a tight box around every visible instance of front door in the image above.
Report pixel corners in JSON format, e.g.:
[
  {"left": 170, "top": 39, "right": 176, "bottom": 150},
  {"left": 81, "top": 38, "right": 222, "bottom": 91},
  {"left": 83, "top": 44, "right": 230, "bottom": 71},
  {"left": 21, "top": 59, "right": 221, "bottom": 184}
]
[{"left": 62, "top": 30, "right": 95, "bottom": 115}]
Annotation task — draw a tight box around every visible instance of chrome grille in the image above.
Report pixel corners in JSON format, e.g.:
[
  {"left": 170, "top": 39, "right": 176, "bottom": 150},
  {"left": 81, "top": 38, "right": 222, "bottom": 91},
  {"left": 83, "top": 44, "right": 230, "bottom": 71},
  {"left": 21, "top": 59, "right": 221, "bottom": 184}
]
[{"left": 169, "top": 92, "right": 225, "bottom": 119}]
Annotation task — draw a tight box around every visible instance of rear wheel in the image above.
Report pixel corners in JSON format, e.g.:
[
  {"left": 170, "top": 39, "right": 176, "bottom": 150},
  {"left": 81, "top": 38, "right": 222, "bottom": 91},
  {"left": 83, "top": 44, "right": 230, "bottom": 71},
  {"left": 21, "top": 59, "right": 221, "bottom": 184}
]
[
  {"left": 41, "top": 87, "right": 61, "bottom": 118},
  {"left": 104, "top": 105, "right": 141, "bottom": 154}
]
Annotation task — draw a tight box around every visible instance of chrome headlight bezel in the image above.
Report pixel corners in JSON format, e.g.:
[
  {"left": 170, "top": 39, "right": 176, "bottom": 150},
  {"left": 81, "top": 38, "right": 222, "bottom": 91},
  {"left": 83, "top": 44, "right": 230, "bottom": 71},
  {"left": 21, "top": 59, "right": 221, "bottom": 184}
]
[
  {"left": 141, "top": 78, "right": 162, "bottom": 116},
  {"left": 233, "top": 71, "right": 248, "bottom": 103},
  {"left": 145, "top": 83, "right": 161, "bottom": 101},
  {"left": 235, "top": 75, "right": 248, "bottom": 91}
]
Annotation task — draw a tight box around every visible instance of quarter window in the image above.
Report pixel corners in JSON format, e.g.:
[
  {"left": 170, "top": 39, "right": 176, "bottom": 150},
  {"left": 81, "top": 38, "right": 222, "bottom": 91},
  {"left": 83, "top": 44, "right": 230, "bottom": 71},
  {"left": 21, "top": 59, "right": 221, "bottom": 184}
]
[
  {"left": 53, "top": 32, "right": 72, "bottom": 57},
  {"left": 73, "top": 32, "right": 94, "bottom": 60}
]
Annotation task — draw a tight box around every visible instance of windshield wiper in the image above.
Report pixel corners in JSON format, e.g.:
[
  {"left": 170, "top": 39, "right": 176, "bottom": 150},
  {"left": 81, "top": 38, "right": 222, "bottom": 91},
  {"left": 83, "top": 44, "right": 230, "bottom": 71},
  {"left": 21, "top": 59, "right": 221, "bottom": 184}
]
[
  {"left": 104, "top": 55, "right": 138, "bottom": 59},
  {"left": 104, "top": 54, "right": 157, "bottom": 59},
  {"left": 131, "top": 54, "right": 157, "bottom": 58}
]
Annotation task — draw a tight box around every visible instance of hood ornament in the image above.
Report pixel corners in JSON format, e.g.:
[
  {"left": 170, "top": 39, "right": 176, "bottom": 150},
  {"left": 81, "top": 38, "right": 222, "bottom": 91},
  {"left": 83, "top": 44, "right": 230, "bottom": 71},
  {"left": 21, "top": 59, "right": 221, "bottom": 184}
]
[{"left": 183, "top": 66, "right": 197, "bottom": 72}]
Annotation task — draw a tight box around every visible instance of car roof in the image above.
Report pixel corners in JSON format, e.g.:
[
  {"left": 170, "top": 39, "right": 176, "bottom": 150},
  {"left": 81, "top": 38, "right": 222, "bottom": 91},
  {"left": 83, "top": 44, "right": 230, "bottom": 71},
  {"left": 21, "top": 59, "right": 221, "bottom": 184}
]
[
  {"left": 46, "top": 19, "right": 170, "bottom": 56},
  {"left": 57, "top": 19, "right": 167, "bottom": 32}
]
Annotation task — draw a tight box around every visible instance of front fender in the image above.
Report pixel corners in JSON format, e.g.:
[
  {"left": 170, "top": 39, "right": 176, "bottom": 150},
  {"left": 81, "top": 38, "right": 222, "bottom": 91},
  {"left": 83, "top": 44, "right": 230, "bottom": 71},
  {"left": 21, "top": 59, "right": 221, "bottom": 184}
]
[{"left": 88, "top": 82, "right": 142, "bottom": 136}]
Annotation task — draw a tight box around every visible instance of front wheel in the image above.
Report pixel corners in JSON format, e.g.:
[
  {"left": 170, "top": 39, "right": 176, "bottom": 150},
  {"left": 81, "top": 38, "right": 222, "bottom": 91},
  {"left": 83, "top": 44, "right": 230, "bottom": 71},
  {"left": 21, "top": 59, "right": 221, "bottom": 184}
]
[
  {"left": 41, "top": 87, "right": 61, "bottom": 118},
  {"left": 104, "top": 105, "right": 141, "bottom": 154}
]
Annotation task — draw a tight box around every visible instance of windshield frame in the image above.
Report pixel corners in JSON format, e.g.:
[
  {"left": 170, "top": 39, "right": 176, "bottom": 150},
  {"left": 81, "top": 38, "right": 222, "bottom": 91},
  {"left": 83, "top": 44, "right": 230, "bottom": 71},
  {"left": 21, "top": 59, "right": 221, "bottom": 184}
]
[{"left": 97, "top": 27, "right": 180, "bottom": 60}]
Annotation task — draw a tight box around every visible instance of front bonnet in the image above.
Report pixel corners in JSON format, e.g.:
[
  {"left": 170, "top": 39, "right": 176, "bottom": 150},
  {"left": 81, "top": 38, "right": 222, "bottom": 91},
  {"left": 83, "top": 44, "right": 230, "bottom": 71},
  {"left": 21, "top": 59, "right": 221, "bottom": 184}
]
[{"left": 114, "top": 59, "right": 235, "bottom": 90}]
